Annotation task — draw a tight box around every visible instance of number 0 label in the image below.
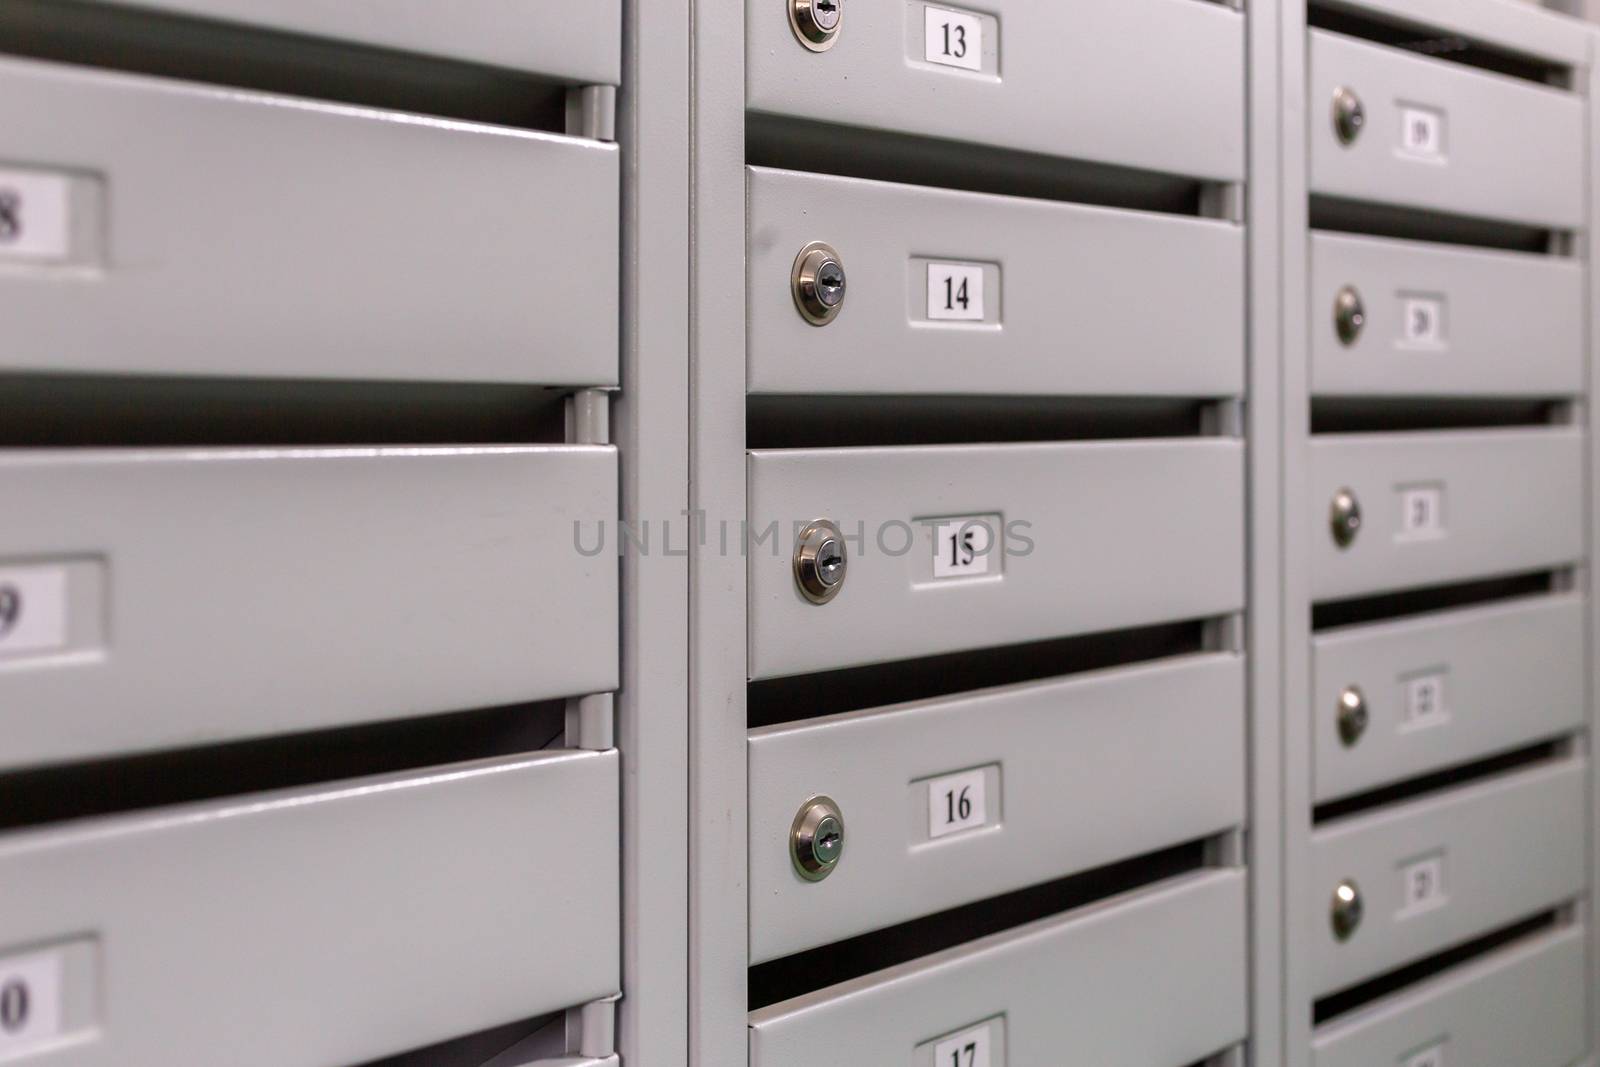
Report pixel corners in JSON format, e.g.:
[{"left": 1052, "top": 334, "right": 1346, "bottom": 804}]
[
  {"left": 933, "top": 1022, "right": 992, "bottom": 1067},
  {"left": 0, "top": 949, "right": 64, "bottom": 1053}
]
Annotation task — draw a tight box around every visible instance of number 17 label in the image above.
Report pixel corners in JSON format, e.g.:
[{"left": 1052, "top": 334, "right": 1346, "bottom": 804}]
[
  {"left": 933, "top": 1022, "right": 992, "bottom": 1067},
  {"left": 927, "top": 263, "right": 985, "bottom": 321}
]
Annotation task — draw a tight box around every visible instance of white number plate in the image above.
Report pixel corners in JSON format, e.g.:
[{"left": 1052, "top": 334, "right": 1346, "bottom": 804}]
[
  {"left": 1400, "top": 855, "right": 1447, "bottom": 915},
  {"left": 1398, "top": 486, "right": 1444, "bottom": 539},
  {"left": 924, "top": 7, "right": 983, "bottom": 72},
  {"left": 0, "top": 948, "right": 65, "bottom": 1054},
  {"left": 1401, "top": 297, "right": 1444, "bottom": 347},
  {"left": 928, "top": 768, "right": 989, "bottom": 839},
  {"left": 931, "top": 516, "right": 996, "bottom": 579},
  {"left": 1400, "top": 106, "right": 1445, "bottom": 158},
  {"left": 933, "top": 1022, "right": 993, "bottom": 1067},
  {"left": 1404, "top": 1042, "right": 1447, "bottom": 1067},
  {"left": 0, "top": 168, "right": 71, "bottom": 262},
  {"left": 1404, "top": 673, "right": 1447, "bottom": 728},
  {"left": 926, "top": 262, "right": 985, "bottom": 321},
  {"left": 0, "top": 565, "right": 69, "bottom": 658}
]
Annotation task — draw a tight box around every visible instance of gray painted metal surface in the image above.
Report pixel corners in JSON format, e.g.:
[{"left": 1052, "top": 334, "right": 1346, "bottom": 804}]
[
  {"left": 746, "top": 167, "right": 1244, "bottom": 398},
  {"left": 1309, "top": 231, "right": 1585, "bottom": 397},
  {"left": 0, "top": 56, "right": 619, "bottom": 384},
  {"left": 0, "top": 446, "right": 618, "bottom": 770},
  {"left": 744, "top": 0, "right": 1245, "bottom": 181},
  {"left": 1308, "top": 29, "right": 1585, "bottom": 228},
  {"left": 1308, "top": 428, "right": 1585, "bottom": 601},
  {"left": 1312, "top": 593, "right": 1586, "bottom": 801},
  {"left": 1309, "top": 756, "right": 1587, "bottom": 996},
  {"left": 77, "top": 0, "right": 621, "bottom": 83},
  {"left": 1313, "top": 923, "right": 1589, "bottom": 1067},
  {"left": 748, "top": 870, "right": 1247, "bottom": 1067},
  {"left": 747, "top": 652, "right": 1245, "bottom": 962},
  {"left": 0, "top": 750, "right": 621, "bottom": 1066},
  {"left": 747, "top": 440, "right": 1245, "bottom": 679}
]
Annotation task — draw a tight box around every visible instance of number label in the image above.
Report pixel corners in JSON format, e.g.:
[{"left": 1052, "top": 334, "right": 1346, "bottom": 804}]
[
  {"left": 0, "top": 168, "right": 71, "bottom": 261},
  {"left": 933, "top": 1022, "right": 992, "bottom": 1067},
  {"left": 926, "top": 263, "right": 985, "bottom": 322},
  {"left": 924, "top": 6, "right": 983, "bottom": 72},
  {"left": 0, "top": 949, "right": 63, "bottom": 1054},
  {"left": 1400, "top": 107, "right": 1445, "bottom": 158},
  {"left": 0, "top": 566, "right": 69, "bottom": 658},
  {"left": 931, "top": 517, "right": 996, "bottom": 579},
  {"left": 1401, "top": 297, "right": 1444, "bottom": 347},
  {"left": 1398, "top": 486, "right": 1444, "bottom": 539},
  {"left": 1400, "top": 855, "right": 1447, "bottom": 915},
  {"left": 927, "top": 768, "right": 988, "bottom": 839},
  {"left": 1404, "top": 673, "right": 1447, "bottom": 728},
  {"left": 1404, "top": 1043, "right": 1447, "bottom": 1067}
]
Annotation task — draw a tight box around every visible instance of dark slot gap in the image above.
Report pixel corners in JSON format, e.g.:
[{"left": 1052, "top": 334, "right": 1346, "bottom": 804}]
[
  {"left": 0, "top": 0, "right": 571, "bottom": 132},
  {"left": 749, "top": 620, "right": 1206, "bottom": 728},
  {"left": 0, "top": 700, "right": 566, "bottom": 833},
  {"left": 357, "top": 1013, "right": 564, "bottom": 1067},
  {"left": 1314, "top": 740, "right": 1564, "bottom": 824},
  {"left": 1311, "top": 196, "right": 1558, "bottom": 254},
  {"left": 1313, "top": 572, "right": 1556, "bottom": 630},
  {"left": 1314, "top": 911, "right": 1563, "bottom": 1024},
  {"left": 0, "top": 375, "right": 570, "bottom": 447},
  {"left": 1308, "top": 8, "right": 1570, "bottom": 85},
  {"left": 749, "top": 838, "right": 1209, "bottom": 1010},
  {"left": 1311, "top": 398, "right": 1566, "bottom": 434},
  {"left": 748, "top": 115, "right": 1210, "bottom": 218},
  {"left": 748, "top": 395, "right": 1219, "bottom": 449}
]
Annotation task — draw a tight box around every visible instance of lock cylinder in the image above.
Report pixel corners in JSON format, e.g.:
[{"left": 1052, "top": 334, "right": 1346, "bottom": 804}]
[
  {"left": 793, "top": 519, "right": 848, "bottom": 603},
  {"left": 791, "top": 796, "right": 845, "bottom": 881},
  {"left": 789, "top": 0, "right": 843, "bottom": 51},
  {"left": 1332, "top": 86, "right": 1365, "bottom": 145},
  {"left": 791, "top": 242, "right": 847, "bottom": 326}
]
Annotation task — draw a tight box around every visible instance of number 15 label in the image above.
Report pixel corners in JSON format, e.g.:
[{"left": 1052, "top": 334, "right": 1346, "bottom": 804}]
[
  {"left": 924, "top": 7, "right": 983, "bottom": 72},
  {"left": 934, "top": 1022, "right": 992, "bottom": 1067},
  {"left": 927, "top": 263, "right": 985, "bottom": 321}
]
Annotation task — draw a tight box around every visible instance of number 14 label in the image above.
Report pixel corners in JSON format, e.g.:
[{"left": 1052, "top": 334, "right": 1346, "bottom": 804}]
[{"left": 927, "top": 263, "right": 985, "bottom": 321}]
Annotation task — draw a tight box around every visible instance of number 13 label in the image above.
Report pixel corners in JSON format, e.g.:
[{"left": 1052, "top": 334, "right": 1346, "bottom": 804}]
[
  {"left": 924, "top": 7, "right": 983, "bottom": 72},
  {"left": 934, "top": 1022, "right": 992, "bottom": 1067},
  {"left": 927, "top": 263, "right": 985, "bottom": 321}
]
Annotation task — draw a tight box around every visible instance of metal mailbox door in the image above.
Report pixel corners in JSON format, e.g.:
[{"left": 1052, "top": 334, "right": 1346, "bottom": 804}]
[
  {"left": 0, "top": 446, "right": 618, "bottom": 770},
  {"left": 1309, "top": 30, "right": 1583, "bottom": 228},
  {"left": 0, "top": 56, "right": 618, "bottom": 384},
  {"left": 1310, "top": 757, "right": 1587, "bottom": 997},
  {"left": 748, "top": 652, "right": 1244, "bottom": 962},
  {"left": 1309, "top": 429, "right": 1584, "bottom": 602},
  {"left": 1312, "top": 593, "right": 1585, "bottom": 801},
  {"left": 748, "top": 167, "right": 1243, "bottom": 398},
  {"left": 747, "top": 440, "right": 1244, "bottom": 679},
  {"left": 1310, "top": 231, "right": 1583, "bottom": 397}
]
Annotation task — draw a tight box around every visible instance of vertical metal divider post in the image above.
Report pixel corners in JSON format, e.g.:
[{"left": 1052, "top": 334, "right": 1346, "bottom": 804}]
[
  {"left": 688, "top": 0, "right": 750, "bottom": 1064},
  {"left": 617, "top": 0, "right": 692, "bottom": 1064},
  {"left": 1588, "top": 23, "right": 1600, "bottom": 1066},
  {"left": 1279, "top": 1, "right": 1315, "bottom": 1065},
  {"left": 1245, "top": 0, "right": 1286, "bottom": 1064}
]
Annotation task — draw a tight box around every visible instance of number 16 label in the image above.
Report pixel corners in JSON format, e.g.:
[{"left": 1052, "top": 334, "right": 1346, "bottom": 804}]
[
  {"left": 933, "top": 1021, "right": 992, "bottom": 1067},
  {"left": 928, "top": 768, "right": 988, "bottom": 839},
  {"left": 927, "top": 263, "right": 985, "bottom": 321}
]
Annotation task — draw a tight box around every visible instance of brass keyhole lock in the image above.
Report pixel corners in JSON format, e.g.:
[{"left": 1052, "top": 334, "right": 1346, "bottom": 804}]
[
  {"left": 792, "top": 242, "right": 847, "bottom": 326},
  {"left": 791, "top": 796, "right": 845, "bottom": 881},
  {"left": 1330, "top": 487, "right": 1362, "bottom": 549},
  {"left": 790, "top": 0, "right": 843, "bottom": 51},
  {"left": 1337, "top": 685, "right": 1369, "bottom": 747},
  {"left": 1331, "top": 879, "right": 1364, "bottom": 941},
  {"left": 1334, "top": 286, "right": 1365, "bottom": 346},
  {"left": 794, "top": 519, "right": 848, "bottom": 604},
  {"left": 1333, "top": 86, "right": 1365, "bottom": 145}
]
